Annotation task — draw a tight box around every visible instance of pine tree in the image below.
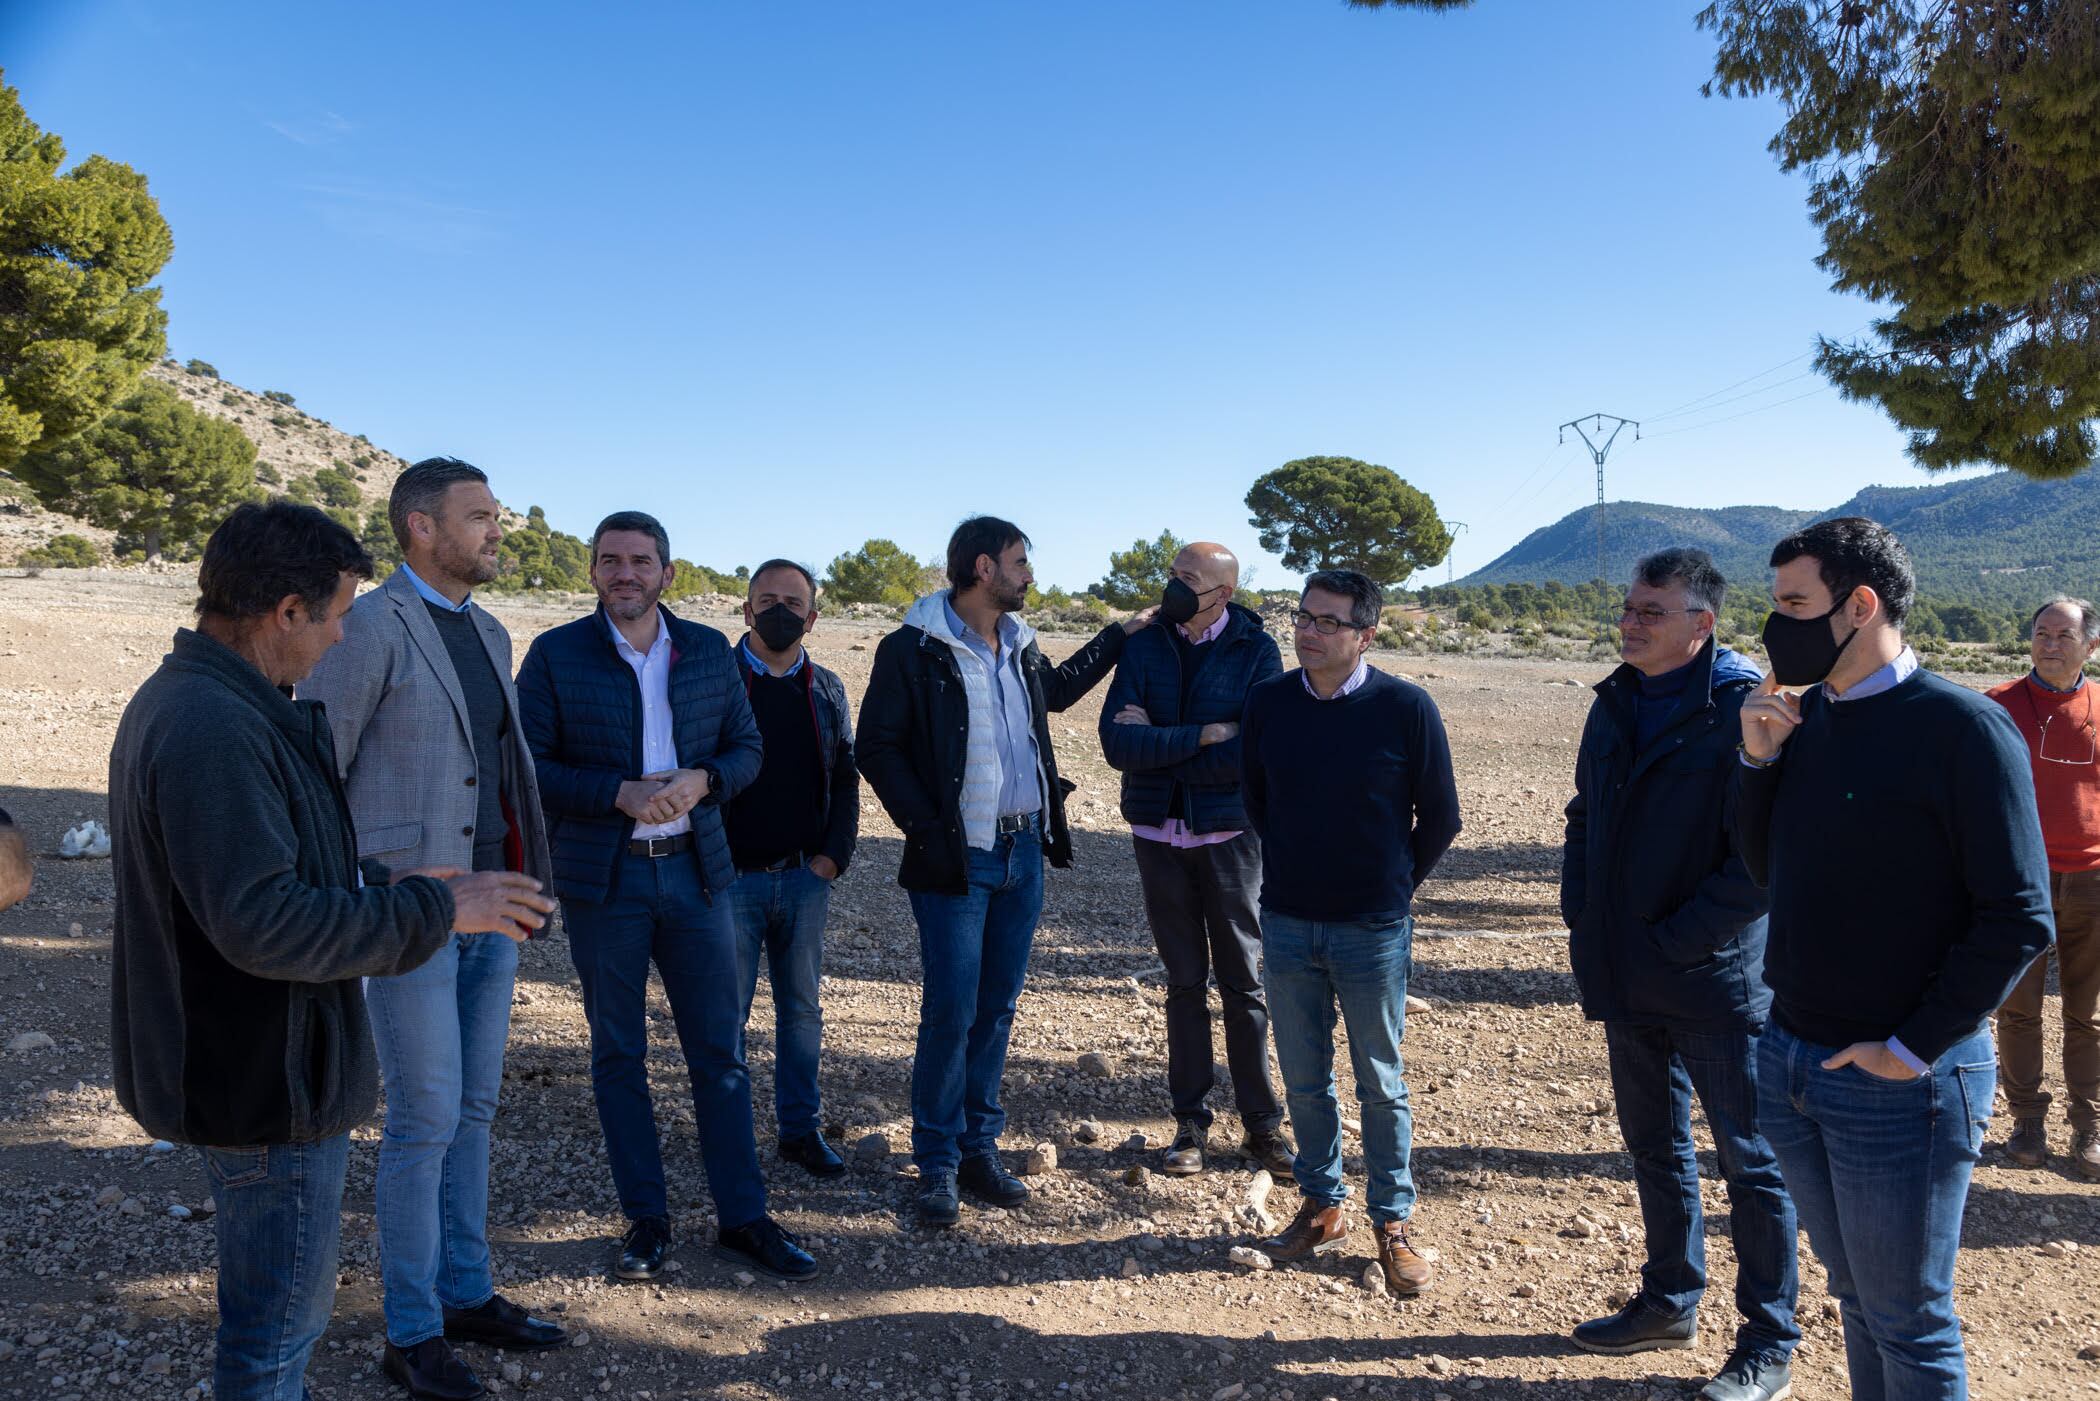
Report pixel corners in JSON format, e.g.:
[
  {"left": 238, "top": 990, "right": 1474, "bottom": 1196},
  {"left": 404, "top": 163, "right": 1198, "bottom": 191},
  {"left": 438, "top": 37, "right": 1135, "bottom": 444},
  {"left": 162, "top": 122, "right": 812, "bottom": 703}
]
[
  {"left": 1092, "top": 531, "right": 1184, "bottom": 608},
  {"left": 1245, "top": 456, "right": 1450, "bottom": 585}
]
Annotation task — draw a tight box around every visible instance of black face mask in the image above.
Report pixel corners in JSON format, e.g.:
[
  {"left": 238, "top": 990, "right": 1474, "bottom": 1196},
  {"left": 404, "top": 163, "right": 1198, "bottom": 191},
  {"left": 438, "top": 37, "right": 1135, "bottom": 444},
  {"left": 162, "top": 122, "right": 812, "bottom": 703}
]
[
  {"left": 1761, "top": 596, "right": 1859, "bottom": 686},
  {"left": 752, "top": 602, "right": 808, "bottom": 653},
  {"left": 1160, "top": 577, "right": 1219, "bottom": 626}
]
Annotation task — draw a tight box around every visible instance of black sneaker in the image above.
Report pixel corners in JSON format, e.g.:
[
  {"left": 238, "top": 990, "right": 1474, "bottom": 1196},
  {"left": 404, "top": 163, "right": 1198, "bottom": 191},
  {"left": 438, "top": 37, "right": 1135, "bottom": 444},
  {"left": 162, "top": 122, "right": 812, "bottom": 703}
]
[
  {"left": 614, "top": 1216, "right": 671, "bottom": 1282},
  {"left": 780, "top": 1130, "right": 848, "bottom": 1178},
  {"left": 382, "top": 1337, "right": 486, "bottom": 1400},
  {"left": 917, "top": 1172, "right": 960, "bottom": 1228},
  {"left": 1699, "top": 1345, "right": 1792, "bottom": 1401},
  {"left": 716, "top": 1214, "right": 818, "bottom": 1280},
  {"left": 1570, "top": 1295, "right": 1697, "bottom": 1356},
  {"left": 958, "top": 1152, "right": 1030, "bottom": 1207}
]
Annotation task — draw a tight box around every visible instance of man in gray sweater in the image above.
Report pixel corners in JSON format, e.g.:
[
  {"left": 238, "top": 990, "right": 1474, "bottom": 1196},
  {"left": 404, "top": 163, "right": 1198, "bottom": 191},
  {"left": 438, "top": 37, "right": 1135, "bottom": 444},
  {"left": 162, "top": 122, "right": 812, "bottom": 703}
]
[{"left": 109, "top": 502, "right": 553, "bottom": 1401}]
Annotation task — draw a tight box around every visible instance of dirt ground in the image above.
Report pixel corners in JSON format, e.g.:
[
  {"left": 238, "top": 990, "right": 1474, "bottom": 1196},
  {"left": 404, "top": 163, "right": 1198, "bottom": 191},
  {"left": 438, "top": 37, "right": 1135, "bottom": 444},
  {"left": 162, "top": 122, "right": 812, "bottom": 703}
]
[{"left": 2, "top": 570, "right": 2097, "bottom": 1401}]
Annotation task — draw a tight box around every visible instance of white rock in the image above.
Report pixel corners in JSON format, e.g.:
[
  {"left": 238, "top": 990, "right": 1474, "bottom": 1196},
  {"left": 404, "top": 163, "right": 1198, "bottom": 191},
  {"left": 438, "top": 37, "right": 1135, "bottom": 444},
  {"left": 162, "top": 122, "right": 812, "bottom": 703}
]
[
  {"left": 1404, "top": 994, "right": 1432, "bottom": 1015},
  {"left": 1020, "top": 1142, "right": 1058, "bottom": 1175},
  {"left": 1072, "top": 1119, "right": 1104, "bottom": 1144},
  {"left": 1119, "top": 1257, "right": 1141, "bottom": 1279},
  {"left": 1361, "top": 1264, "right": 1387, "bottom": 1295},
  {"left": 59, "top": 820, "right": 111, "bottom": 858},
  {"left": 1211, "top": 1385, "right": 1245, "bottom": 1401},
  {"left": 167, "top": 1204, "right": 192, "bottom": 1220},
  {"left": 1077, "top": 1052, "right": 1115, "bottom": 1078},
  {"left": 1227, "top": 1245, "right": 1273, "bottom": 1272},
  {"left": 7, "top": 1031, "right": 54, "bottom": 1053},
  {"left": 148, "top": 1140, "right": 175, "bottom": 1154}
]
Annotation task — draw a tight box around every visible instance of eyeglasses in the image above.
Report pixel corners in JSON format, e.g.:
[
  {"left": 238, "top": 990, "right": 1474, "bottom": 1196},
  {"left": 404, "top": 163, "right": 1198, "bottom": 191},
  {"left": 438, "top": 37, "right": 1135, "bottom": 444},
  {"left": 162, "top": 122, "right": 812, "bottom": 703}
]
[
  {"left": 1291, "top": 610, "right": 1361, "bottom": 636},
  {"left": 2038, "top": 714, "right": 2098, "bottom": 766},
  {"left": 1619, "top": 604, "right": 1699, "bottom": 627}
]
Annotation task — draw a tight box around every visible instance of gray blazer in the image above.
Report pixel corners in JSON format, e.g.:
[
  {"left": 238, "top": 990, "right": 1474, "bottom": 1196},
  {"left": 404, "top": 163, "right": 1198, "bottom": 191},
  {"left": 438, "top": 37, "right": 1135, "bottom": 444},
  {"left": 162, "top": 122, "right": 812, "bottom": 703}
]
[{"left": 302, "top": 567, "right": 554, "bottom": 888}]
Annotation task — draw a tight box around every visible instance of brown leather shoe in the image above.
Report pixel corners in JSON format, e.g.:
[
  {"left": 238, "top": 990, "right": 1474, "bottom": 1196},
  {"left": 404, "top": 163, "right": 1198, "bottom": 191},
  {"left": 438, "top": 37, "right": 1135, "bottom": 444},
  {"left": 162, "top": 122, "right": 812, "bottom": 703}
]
[
  {"left": 2005, "top": 1117, "right": 2049, "bottom": 1167},
  {"left": 2074, "top": 1129, "right": 2100, "bottom": 1181},
  {"left": 1374, "top": 1219, "right": 1435, "bottom": 1296},
  {"left": 1260, "top": 1199, "right": 1348, "bottom": 1260},
  {"left": 1161, "top": 1121, "right": 1206, "bottom": 1177}
]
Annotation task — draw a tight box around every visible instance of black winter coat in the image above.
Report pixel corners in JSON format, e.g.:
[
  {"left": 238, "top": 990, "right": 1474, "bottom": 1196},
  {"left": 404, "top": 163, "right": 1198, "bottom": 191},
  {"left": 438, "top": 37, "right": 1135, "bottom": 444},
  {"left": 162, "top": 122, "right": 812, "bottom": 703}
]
[
  {"left": 516, "top": 607, "right": 763, "bottom": 904},
  {"left": 1561, "top": 639, "right": 1772, "bottom": 1030},
  {"left": 859, "top": 612, "right": 1127, "bottom": 893},
  {"left": 1098, "top": 604, "right": 1282, "bottom": 834}
]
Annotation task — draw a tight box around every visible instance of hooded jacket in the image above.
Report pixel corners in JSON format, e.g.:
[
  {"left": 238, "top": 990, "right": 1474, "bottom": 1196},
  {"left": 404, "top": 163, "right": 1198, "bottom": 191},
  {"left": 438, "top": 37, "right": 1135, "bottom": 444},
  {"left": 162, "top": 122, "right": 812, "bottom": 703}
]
[
  {"left": 109, "top": 629, "right": 457, "bottom": 1147},
  {"left": 1561, "top": 638, "right": 1772, "bottom": 1030},
  {"left": 858, "top": 594, "right": 1127, "bottom": 893}
]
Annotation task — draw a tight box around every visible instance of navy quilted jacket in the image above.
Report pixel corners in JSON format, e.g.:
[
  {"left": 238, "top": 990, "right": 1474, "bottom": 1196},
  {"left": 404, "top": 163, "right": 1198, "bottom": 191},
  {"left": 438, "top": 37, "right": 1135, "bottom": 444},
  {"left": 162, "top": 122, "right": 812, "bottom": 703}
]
[
  {"left": 1098, "top": 604, "right": 1282, "bottom": 834},
  {"left": 516, "top": 606, "right": 763, "bottom": 904}
]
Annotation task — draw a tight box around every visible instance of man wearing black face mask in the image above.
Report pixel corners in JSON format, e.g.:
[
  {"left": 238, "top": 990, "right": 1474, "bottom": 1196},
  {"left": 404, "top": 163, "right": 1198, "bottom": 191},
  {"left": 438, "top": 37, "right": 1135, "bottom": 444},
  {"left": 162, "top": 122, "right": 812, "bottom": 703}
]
[
  {"left": 724, "top": 559, "right": 860, "bottom": 1178},
  {"left": 1101, "top": 541, "right": 1293, "bottom": 1179},
  {"left": 1734, "top": 517, "right": 2051, "bottom": 1401}
]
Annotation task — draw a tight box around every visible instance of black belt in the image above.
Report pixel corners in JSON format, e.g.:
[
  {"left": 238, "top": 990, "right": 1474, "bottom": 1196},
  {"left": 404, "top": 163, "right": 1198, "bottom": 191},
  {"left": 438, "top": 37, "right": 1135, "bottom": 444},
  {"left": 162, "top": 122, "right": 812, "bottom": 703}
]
[
  {"left": 995, "top": 812, "right": 1039, "bottom": 835},
  {"left": 740, "top": 851, "right": 806, "bottom": 875},
  {"left": 627, "top": 832, "right": 694, "bottom": 858}
]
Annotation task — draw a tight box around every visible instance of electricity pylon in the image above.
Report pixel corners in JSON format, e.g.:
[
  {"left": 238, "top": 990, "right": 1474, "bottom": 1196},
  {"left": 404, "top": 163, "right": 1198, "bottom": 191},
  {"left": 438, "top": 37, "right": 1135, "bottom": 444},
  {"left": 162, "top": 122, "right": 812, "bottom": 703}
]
[
  {"left": 1558, "top": 413, "right": 1639, "bottom": 597},
  {"left": 1443, "top": 520, "right": 1468, "bottom": 585}
]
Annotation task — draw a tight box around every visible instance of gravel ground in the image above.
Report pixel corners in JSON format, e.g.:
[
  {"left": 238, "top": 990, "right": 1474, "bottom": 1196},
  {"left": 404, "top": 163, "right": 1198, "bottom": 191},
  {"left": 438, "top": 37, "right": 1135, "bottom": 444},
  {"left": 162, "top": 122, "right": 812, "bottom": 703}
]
[{"left": 3, "top": 571, "right": 2098, "bottom": 1400}]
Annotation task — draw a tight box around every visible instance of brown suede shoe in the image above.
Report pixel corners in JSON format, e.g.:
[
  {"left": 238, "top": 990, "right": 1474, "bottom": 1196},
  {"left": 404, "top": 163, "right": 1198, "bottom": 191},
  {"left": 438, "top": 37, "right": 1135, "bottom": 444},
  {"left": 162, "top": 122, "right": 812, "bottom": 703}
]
[
  {"left": 2005, "top": 1117, "right": 2049, "bottom": 1167},
  {"left": 1374, "top": 1219, "right": 1435, "bottom": 1296},
  {"left": 2074, "top": 1129, "right": 2100, "bottom": 1182},
  {"left": 1260, "top": 1199, "right": 1348, "bottom": 1260}
]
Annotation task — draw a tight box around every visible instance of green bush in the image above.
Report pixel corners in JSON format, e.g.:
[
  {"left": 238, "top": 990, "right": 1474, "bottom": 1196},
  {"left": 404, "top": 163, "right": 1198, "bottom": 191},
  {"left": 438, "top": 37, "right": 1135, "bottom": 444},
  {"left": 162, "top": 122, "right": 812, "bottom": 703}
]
[
  {"left": 310, "top": 466, "right": 360, "bottom": 508},
  {"left": 19, "top": 533, "right": 98, "bottom": 568},
  {"left": 255, "top": 462, "right": 280, "bottom": 485},
  {"left": 262, "top": 389, "right": 296, "bottom": 406},
  {"left": 184, "top": 359, "right": 219, "bottom": 379}
]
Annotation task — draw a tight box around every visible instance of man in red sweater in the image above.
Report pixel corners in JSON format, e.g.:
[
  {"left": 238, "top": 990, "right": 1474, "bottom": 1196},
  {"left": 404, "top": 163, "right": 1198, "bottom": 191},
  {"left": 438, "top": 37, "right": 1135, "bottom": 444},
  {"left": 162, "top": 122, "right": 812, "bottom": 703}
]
[{"left": 1989, "top": 595, "right": 2100, "bottom": 1177}]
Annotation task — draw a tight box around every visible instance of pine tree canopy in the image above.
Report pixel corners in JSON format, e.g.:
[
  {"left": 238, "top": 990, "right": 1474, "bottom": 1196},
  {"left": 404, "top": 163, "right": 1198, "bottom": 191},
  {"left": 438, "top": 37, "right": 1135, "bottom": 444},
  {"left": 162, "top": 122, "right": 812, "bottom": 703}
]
[{"left": 1245, "top": 456, "right": 1450, "bottom": 585}]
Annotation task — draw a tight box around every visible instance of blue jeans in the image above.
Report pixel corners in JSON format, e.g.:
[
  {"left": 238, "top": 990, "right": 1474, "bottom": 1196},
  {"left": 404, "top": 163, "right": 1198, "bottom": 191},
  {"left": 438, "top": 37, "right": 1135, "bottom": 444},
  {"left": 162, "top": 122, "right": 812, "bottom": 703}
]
[
  {"left": 907, "top": 828, "right": 1044, "bottom": 1176},
  {"left": 201, "top": 1135, "right": 351, "bottom": 1401},
  {"left": 562, "top": 851, "right": 767, "bottom": 1231},
  {"left": 1262, "top": 910, "right": 1415, "bottom": 1224},
  {"left": 729, "top": 864, "right": 832, "bottom": 1138},
  {"left": 365, "top": 930, "right": 516, "bottom": 1346},
  {"left": 1604, "top": 1022, "right": 1799, "bottom": 1353},
  {"left": 1759, "top": 1022, "right": 1995, "bottom": 1401}
]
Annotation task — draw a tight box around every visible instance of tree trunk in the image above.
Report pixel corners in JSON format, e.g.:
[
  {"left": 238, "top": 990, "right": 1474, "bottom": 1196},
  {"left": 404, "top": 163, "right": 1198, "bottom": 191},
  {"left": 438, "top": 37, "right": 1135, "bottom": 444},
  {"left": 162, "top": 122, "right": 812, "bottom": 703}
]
[{"left": 144, "top": 528, "right": 162, "bottom": 566}]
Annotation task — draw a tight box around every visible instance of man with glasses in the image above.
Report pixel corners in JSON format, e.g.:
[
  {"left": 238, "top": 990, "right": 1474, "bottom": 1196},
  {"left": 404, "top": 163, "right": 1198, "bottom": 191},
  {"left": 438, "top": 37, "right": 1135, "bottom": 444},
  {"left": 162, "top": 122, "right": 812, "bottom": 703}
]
[
  {"left": 1241, "top": 569, "right": 1459, "bottom": 1297},
  {"left": 1736, "top": 517, "right": 2050, "bottom": 1400},
  {"left": 1989, "top": 596, "right": 2100, "bottom": 1177},
  {"left": 1561, "top": 549, "right": 1794, "bottom": 1401},
  {"left": 1100, "top": 541, "right": 1292, "bottom": 1180}
]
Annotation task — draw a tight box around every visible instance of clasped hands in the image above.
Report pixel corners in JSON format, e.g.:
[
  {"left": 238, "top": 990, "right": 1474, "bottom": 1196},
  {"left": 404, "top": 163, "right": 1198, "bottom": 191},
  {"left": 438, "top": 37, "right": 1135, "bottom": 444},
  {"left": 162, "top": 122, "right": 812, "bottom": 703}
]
[{"left": 617, "top": 769, "right": 711, "bottom": 826}]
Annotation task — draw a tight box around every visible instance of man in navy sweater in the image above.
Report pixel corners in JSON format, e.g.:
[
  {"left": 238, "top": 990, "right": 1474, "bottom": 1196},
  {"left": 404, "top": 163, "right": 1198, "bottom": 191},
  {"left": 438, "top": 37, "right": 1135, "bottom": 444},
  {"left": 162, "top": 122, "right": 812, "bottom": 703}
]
[
  {"left": 1241, "top": 569, "right": 1460, "bottom": 1296},
  {"left": 1736, "top": 517, "right": 2051, "bottom": 1401}
]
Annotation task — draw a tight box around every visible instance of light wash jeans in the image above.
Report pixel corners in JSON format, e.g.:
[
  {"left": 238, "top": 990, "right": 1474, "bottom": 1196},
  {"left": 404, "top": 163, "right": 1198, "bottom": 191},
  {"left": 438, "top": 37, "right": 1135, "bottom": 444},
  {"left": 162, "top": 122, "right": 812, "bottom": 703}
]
[
  {"left": 1261, "top": 909, "right": 1416, "bottom": 1224},
  {"left": 201, "top": 1134, "right": 351, "bottom": 1401},
  {"left": 366, "top": 930, "right": 516, "bottom": 1345}
]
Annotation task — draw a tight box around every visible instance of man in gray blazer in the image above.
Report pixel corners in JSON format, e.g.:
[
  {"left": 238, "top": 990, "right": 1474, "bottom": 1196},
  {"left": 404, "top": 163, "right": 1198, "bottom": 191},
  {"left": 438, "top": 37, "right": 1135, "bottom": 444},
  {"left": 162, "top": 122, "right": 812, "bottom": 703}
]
[{"left": 303, "top": 458, "right": 563, "bottom": 1401}]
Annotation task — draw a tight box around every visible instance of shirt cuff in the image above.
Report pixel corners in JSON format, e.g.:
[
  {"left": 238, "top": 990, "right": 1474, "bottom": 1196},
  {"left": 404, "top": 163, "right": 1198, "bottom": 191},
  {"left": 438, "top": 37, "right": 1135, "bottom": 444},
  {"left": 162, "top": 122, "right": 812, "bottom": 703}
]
[
  {"left": 1885, "top": 1038, "right": 1929, "bottom": 1075},
  {"left": 1738, "top": 747, "right": 1783, "bottom": 770}
]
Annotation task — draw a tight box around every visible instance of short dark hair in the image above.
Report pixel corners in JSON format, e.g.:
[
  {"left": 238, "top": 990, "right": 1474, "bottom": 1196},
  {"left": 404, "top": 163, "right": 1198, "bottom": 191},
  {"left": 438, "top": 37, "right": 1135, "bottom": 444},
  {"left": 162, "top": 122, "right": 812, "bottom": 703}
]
[
  {"left": 946, "top": 515, "right": 1030, "bottom": 592},
  {"left": 197, "top": 501, "right": 374, "bottom": 623},
  {"left": 749, "top": 558, "right": 817, "bottom": 598},
  {"left": 591, "top": 510, "right": 671, "bottom": 566},
  {"left": 1302, "top": 569, "right": 1383, "bottom": 629},
  {"left": 389, "top": 456, "right": 488, "bottom": 551},
  {"left": 1633, "top": 547, "right": 1726, "bottom": 615},
  {"left": 2033, "top": 596, "right": 2100, "bottom": 644},
  {"left": 1769, "top": 516, "right": 1914, "bottom": 629}
]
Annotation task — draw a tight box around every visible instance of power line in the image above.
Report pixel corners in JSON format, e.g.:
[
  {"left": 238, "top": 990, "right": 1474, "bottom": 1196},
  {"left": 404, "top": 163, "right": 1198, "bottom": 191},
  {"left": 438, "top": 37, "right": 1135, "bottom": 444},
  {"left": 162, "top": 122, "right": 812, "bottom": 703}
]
[
  {"left": 1639, "top": 319, "right": 1876, "bottom": 423},
  {"left": 1643, "top": 366, "right": 1824, "bottom": 424},
  {"left": 1558, "top": 413, "right": 1639, "bottom": 594},
  {"left": 1645, "top": 384, "right": 1833, "bottom": 438}
]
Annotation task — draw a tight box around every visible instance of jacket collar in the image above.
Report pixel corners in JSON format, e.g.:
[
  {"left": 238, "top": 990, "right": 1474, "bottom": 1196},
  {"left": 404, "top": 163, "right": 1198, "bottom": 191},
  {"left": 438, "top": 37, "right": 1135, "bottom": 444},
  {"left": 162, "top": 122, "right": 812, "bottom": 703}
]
[
  {"left": 907, "top": 590, "right": 1038, "bottom": 656},
  {"left": 170, "top": 628, "right": 311, "bottom": 739},
  {"left": 593, "top": 602, "right": 684, "bottom": 656}
]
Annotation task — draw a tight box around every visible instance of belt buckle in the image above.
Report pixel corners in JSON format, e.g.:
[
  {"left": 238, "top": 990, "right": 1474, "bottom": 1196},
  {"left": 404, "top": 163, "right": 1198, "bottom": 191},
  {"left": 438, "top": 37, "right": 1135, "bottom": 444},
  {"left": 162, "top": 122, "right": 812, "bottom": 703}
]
[{"left": 644, "top": 835, "right": 672, "bottom": 858}]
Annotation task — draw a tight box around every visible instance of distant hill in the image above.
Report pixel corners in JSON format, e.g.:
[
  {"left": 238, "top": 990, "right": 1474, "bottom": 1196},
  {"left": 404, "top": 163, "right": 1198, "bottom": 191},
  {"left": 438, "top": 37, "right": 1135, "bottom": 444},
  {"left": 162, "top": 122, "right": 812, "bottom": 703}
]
[{"left": 1461, "top": 470, "right": 2100, "bottom": 608}]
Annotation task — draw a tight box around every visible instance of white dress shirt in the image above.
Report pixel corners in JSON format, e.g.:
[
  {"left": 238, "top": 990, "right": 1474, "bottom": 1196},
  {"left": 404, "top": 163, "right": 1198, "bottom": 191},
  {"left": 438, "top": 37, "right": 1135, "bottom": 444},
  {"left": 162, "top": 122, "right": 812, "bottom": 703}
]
[{"left": 613, "top": 613, "right": 690, "bottom": 839}]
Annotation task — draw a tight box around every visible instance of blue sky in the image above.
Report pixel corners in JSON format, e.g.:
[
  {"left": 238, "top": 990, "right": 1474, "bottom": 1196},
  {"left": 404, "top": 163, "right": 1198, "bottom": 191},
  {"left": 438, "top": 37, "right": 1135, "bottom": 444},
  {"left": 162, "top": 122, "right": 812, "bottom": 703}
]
[{"left": 6, "top": 0, "right": 1964, "bottom": 591}]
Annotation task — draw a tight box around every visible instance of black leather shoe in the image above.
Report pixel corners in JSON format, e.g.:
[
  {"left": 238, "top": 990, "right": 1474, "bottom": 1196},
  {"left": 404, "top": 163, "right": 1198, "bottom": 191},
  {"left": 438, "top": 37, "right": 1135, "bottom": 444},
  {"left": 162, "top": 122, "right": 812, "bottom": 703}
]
[
  {"left": 958, "top": 1152, "right": 1030, "bottom": 1207},
  {"left": 716, "top": 1214, "right": 819, "bottom": 1280},
  {"left": 1238, "top": 1125, "right": 1297, "bottom": 1179},
  {"left": 615, "top": 1216, "right": 671, "bottom": 1282},
  {"left": 383, "top": 1337, "right": 486, "bottom": 1400},
  {"left": 918, "top": 1173, "right": 960, "bottom": 1228},
  {"left": 780, "top": 1130, "right": 848, "bottom": 1178},
  {"left": 1571, "top": 1295, "right": 1698, "bottom": 1355},
  {"left": 441, "top": 1293, "right": 567, "bottom": 1350}
]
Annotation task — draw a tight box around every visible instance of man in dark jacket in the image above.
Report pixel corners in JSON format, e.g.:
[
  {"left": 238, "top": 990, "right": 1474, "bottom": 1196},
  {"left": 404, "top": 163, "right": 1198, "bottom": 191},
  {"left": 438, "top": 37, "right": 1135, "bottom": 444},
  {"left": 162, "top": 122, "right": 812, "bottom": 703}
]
[
  {"left": 517, "top": 511, "right": 815, "bottom": 1285},
  {"left": 724, "top": 559, "right": 860, "bottom": 1178},
  {"left": 1737, "top": 517, "right": 2052, "bottom": 1401},
  {"left": 859, "top": 515, "right": 1152, "bottom": 1227},
  {"left": 110, "top": 502, "right": 552, "bottom": 1401},
  {"left": 1099, "top": 540, "right": 1291, "bottom": 1178},
  {"left": 1560, "top": 548, "right": 1795, "bottom": 1401}
]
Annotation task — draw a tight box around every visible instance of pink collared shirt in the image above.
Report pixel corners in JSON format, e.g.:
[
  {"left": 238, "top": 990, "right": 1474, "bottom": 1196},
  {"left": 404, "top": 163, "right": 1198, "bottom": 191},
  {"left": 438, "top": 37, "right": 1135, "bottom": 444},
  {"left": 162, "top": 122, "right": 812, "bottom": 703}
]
[{"left": 1131, "top": 609, "right": 1244, "bottom": 849}]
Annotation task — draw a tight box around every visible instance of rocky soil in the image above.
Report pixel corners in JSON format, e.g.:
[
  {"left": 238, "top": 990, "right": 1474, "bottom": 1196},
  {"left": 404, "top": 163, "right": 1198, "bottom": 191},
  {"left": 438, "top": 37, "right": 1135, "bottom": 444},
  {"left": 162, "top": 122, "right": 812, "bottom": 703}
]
[{"left": 3, "top": 570, "right": 2098, "bottom": 1400}]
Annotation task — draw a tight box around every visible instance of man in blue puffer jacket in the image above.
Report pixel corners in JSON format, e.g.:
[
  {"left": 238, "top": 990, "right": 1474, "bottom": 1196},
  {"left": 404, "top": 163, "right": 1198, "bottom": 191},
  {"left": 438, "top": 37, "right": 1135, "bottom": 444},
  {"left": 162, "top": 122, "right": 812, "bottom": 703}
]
[
  {"left": 1560, "top": 548, "right": 1795, "bottom": 1401},
  {"left": 1098, "top": 540, "right": 1293, "bottom": 1180},
  {"left": 517, "top": 511, "right": 815, "bottom": 1287}
]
